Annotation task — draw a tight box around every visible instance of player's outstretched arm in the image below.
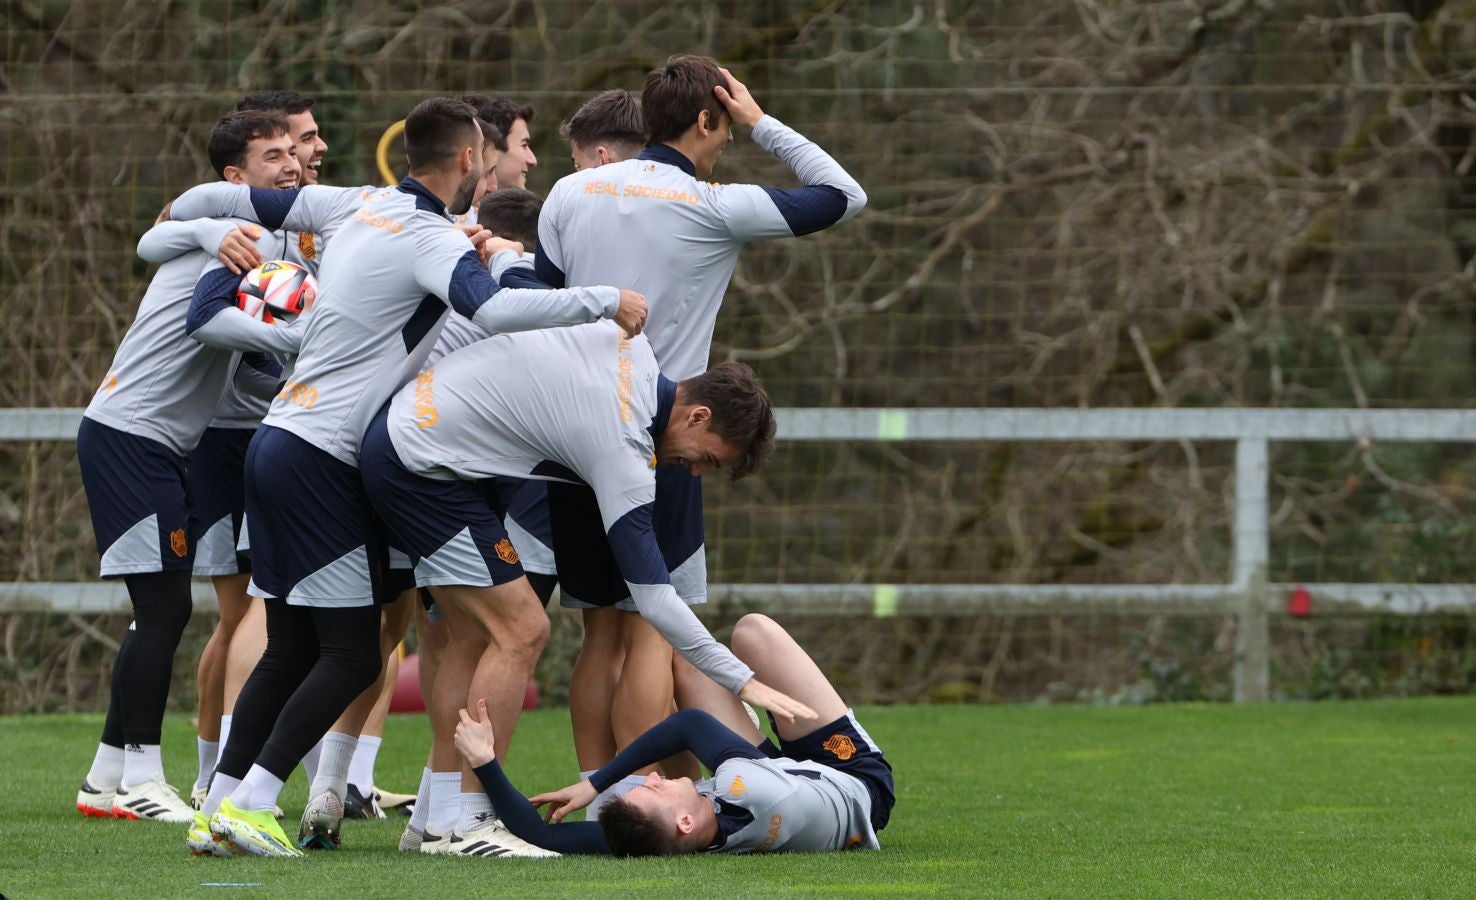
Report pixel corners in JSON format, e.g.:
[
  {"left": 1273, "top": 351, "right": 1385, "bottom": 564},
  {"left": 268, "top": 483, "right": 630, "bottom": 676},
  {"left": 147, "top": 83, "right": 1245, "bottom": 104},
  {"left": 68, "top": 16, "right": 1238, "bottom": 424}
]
[
  {"left": 455, "top": 701, "right": 610, "bottom": 854},
  {"left": 426, "top": 230, "right": 636, "bottom": 336},
  {"left": 166, "top": 182, "right": 368, "bottom": 239}
]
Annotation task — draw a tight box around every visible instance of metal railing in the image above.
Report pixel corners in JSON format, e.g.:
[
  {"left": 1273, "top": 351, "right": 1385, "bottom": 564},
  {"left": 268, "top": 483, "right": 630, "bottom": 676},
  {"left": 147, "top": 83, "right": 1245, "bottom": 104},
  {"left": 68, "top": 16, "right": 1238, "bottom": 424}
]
[{"left": 7, "top": 406, "right": 1476, "bottom": 702}]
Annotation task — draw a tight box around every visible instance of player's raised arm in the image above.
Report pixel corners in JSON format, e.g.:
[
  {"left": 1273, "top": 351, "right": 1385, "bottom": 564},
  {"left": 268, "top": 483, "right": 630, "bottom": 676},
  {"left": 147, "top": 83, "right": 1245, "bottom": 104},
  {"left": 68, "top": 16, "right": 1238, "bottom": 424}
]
[
  {"left": 711, "top": 67, "right": 867, "bottom": 241},
  {"left": 455, "top": 700, "right": 610, "bottom": 854}
]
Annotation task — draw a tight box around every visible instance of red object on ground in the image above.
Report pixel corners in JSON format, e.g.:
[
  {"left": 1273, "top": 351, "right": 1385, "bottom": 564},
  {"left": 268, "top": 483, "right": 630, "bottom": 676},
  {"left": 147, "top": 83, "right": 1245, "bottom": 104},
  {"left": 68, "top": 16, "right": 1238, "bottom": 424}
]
[
  {"left": 390, "top": 652, "right": 425, "bottom": 713},
  {"left": 389, "top": 653, "right": 540, "bottom": 713},
  {"left": 1287, "top": 586, "right": 1312, "bottom": 618}
]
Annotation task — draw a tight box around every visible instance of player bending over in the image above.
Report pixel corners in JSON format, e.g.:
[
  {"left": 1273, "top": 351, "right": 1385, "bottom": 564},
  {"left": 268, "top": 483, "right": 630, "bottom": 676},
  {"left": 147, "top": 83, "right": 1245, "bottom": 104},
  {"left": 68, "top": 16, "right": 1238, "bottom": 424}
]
[{"left": 454, "top": 613, "right": 894, "bottom": 855}]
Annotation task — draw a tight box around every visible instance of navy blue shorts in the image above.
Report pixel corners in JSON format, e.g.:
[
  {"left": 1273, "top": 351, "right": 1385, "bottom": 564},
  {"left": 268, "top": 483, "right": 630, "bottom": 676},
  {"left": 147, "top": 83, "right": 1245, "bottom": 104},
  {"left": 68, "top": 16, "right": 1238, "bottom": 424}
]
[
  {"left": 776, "top": 710, "right": 895, "bottom": 833},
  {"left": 360, "top": 406, "right": 525, "bottom": 589},
  {"left": 243, "top": 424, "right": 385, "bottom": 607},
  {"left": 189, "top": 426, "right": 255, "bottom": 577},
  {"left": 548, "top": 465, "right": 706, "bottom": 610},
  {"left": 493, "top": 478, "right": 556, "bottom": 576},
  {"left": 77, "top": 416, "right": 195, "bottom": 578}
]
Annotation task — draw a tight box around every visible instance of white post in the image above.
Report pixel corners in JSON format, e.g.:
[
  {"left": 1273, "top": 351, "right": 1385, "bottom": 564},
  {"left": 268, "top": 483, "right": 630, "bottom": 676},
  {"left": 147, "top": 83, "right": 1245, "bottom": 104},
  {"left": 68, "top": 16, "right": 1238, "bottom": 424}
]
[{"left": 1233, "top": 438, "right": 1270, "bottom": 702}]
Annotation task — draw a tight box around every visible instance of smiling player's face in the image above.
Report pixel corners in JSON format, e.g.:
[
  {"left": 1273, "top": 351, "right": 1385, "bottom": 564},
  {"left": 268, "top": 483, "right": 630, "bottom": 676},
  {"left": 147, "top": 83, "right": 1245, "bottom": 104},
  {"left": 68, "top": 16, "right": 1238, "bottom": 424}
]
[
  {"left": 231, "top": 133, "right": 301, "bottom": 190},
  {"left": 448, "top": 131, "right": 485, "bottom": 216},
  {"left": 286, "top": 111, "right": 327, "bottom": 185},
  {"left": 692, "top": 109, "right": 734, "bottom": 180},
  {"left": 656, "top": 407, "right": 743, "bottom": 477}
]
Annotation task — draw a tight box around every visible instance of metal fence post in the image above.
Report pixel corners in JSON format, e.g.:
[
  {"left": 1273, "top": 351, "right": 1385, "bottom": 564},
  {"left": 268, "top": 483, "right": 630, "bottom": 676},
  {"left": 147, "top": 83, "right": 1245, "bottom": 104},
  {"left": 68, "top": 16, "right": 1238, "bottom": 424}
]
[{"left": 1233, "top": 438, "right": 1270, "bottom": 702}]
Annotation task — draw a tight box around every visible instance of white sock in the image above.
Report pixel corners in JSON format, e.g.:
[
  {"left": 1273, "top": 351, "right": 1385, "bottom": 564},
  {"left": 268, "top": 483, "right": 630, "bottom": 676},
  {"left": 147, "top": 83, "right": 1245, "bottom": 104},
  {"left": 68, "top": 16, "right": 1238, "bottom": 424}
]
[
  {"left": 348, "top": 734, "right": 382, "bottom": 794},
  {"left": 204, "top": 774, "right": 241, "bottom": 818},
  {"left": 85, "top": 743, "right": 124, "bottom": 789},
  {"left": 456, "top": 791, "right": 494, "bottom": 833},
  {"left": 408, "top": 767, "right": 433, "bottom": 831},
  {"left": 230, "top": 764, "right": 286, "bottom": 814},
  {"left": 120, "top": 743, "right": 165, "bottom": 789},
  {"left": 588, "top": 773, "right": 646, "bottom": 822},
  {"left": 218, "top": 714, "right": 234, "bottom": 757},
  {"left": 426, "top": 771, "right": 462, "bottom": 836},
  {"left": 300, "top": 737, "right": 323, "bottom": 786},
  {"left": 194, "top": 738, "right": 219, "bottom": 793},
  {"left": 309, "top": 731, "right": 357, "bottom": 800}
]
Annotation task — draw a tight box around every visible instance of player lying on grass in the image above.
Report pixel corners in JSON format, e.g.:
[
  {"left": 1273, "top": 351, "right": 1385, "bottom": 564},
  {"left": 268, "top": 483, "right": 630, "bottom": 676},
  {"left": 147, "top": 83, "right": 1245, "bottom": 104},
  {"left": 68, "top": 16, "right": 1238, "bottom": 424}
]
[
  {"left": 453, "top": 613, "right": 894, "bottom": 856},
  {"left": 360, "top": 319, "right": 814, "bottom": 857}
]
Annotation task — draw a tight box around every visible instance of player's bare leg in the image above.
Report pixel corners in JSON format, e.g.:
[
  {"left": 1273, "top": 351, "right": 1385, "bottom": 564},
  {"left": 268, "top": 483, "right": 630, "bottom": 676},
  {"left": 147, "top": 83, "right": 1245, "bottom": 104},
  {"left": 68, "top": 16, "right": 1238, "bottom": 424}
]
[
  {"left": 402, "top": 595, "right": 448, "bottom": 850},
  {"left": 198, "top": 574, "right": 252, "bottom": 742},
  {"left": 611, "top": 614, "right": 700, "bottom": 781},
  {"left": 569, "top": 606, "right": 623, "bottom": 771},
  {"left": 729, "top": 613, "right": 847, "bottom": 742},
  {"left": 672, "top": 653, "right": 766, "bottom": 744},
  {"left": 427, "top": 579, "right": 550, "bottom": 851}
]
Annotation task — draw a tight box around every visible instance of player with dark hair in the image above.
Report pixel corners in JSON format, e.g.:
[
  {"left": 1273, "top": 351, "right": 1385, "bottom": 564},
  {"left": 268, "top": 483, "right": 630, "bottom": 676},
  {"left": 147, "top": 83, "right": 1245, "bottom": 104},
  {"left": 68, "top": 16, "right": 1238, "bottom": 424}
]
[
  {"left": 492, "top": 54, "right": 867, "bottom": 818},
  {"left": 461, "top": 94, "right": 538, "bottom": 189},
  {"left": 74, "top": 111, "right": 304, "bottom": 827},
  {"left": 237, "top": 91, "right": 327, "bottom": 186},
  {"left": 161, "top": 95, "right": 644, "bottom": 858},
  {"left": 453, "top": 613, "right": 893, "bottom": 856},
  {"left": 561, "top": 90, "right": 644, "bottom": 171},
  {"left": 361, "top": 316, "right": 813, "bottom": 858},
  {"left": 475, "top": 189, "right": 541, "bottom": 250}
]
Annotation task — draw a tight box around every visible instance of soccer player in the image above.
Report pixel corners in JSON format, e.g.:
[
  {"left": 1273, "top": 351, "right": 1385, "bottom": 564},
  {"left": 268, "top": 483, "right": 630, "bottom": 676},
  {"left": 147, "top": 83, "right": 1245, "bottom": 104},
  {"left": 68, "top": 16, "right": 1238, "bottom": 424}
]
[
  {"left": 176, "top": 89, "right": 330, "bottom": 815},
  {"left": 163, "top": 97, "right": 644, "bottom": 858},
  {"left": 74, "top": 111, "right": 306, "bottom": 825},
  {"left": 462, "top": 94, "right": 538, "bottom": 190},
  {"left": 454, "top": 612, "right": 894, "bottom": 855},
  {"left": 498, "top": 55, "right": 866, "bottom": 809},
  {"left": 563, "top": 89, "right": 644, "bottom": 171},
  {"left": 360, "top": 316, "right": 816, "bottom": 858}
]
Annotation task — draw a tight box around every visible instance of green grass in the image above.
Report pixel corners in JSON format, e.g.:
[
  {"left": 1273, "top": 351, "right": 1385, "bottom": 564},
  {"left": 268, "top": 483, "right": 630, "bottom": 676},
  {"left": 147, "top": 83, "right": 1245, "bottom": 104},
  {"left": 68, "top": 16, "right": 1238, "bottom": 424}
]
[{"left": 2, "top": 700, "right": 1474, "bottom": 897}]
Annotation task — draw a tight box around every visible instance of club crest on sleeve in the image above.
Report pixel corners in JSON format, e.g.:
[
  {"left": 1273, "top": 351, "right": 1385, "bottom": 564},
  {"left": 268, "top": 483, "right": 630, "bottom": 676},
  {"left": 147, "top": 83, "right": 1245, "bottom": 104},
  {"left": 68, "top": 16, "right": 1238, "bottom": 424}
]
[
  {"left": 298, "top": 232, "right": 318, "bottom": 261},
  {"left": 494, "top": 538, "right": 519, "bottom": 564},
  {"left": 169, "top": 529, "right": 188, "bottom": 558},
  {"left": 822, "top": 734, "right": 857, "bottom": 760},
  {"left": 728, "top": 775, "right": 747, "bottom": 798}
]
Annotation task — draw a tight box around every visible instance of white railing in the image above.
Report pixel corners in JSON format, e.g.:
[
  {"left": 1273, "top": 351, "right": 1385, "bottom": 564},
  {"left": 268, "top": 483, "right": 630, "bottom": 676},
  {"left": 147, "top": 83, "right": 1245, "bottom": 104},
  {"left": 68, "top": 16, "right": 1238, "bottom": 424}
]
[{"left": 6, "top": 406, "right": 1476, "bottom": 702}]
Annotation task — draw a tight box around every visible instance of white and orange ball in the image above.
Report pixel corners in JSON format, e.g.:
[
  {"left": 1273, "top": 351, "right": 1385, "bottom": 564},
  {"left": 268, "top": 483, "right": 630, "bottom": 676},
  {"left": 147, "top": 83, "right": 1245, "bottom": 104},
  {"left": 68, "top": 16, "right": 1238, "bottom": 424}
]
[{"left": 236, "top": 259, "right": 317, "bottom": 323}]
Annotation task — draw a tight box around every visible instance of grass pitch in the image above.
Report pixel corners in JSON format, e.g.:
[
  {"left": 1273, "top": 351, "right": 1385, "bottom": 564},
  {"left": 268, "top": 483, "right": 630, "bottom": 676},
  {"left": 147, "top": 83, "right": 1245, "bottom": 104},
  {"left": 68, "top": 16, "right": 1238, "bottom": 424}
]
[{"left": 1, "top": 699, "right": 1473, "bottom": 898}]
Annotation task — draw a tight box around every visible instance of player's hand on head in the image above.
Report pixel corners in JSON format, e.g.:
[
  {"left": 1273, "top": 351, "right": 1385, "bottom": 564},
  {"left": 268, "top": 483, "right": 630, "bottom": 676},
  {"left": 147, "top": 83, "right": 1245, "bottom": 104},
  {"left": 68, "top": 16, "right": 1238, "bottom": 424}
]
[
  {"left": 529, "top": 780, "right": 597, "bottom": 824},
  {"left": 738, "top": 678, "right": 817, "bottom": 725},
  {"left": 453, "top": 698, "right": 497, "bottom": 768},
  {"left": 218, "top": 225, "right": 265, "bottom": 275},
  {"left": 614, "top": 289, "right": 648, "bottom": 337},
  {"left": 714, "top": 67, "right": 764, "bottom": 129}
]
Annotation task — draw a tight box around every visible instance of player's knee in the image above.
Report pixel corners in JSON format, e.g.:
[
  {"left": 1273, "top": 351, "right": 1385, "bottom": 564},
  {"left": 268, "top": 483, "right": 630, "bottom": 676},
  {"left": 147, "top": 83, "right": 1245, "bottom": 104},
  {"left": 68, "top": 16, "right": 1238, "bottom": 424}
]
[
  {"left": 732, "top": 613, "right": 779, "bottom": 657},
  {"left": 505, "top": 608, "right": 551, "bottom": 662}
]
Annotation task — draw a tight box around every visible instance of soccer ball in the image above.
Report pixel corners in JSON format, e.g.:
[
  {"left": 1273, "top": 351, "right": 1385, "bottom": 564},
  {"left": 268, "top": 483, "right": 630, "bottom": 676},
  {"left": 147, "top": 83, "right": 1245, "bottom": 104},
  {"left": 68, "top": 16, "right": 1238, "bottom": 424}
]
[{"left": 236, "top": 259, "right": 317, "bottom": 324}]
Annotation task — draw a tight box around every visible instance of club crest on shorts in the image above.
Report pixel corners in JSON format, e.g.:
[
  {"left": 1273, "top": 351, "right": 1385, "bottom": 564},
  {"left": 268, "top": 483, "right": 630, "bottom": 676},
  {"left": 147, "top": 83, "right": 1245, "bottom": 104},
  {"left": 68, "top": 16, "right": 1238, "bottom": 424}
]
[
  {"left": 169, "top": 528, "right": 188, "bottom": 558},
  {"left": 494, "top": 538, "right": 519, "bottom": 564},
  {"left": 823, "top": 734, "right": 857, "bottom": 760}
]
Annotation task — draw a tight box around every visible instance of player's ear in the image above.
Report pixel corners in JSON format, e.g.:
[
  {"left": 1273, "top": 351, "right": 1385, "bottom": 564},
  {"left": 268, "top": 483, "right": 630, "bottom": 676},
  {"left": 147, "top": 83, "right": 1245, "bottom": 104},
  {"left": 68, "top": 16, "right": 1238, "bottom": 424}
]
[
  {"left": 223, "top": 165, "right": 248, "bottom": 185},
  {"left": 689, "top": 405, "right": 711, "bottom": 428},
  {"left": 675, "top": 811, "right": 696, "bottom": 836}
]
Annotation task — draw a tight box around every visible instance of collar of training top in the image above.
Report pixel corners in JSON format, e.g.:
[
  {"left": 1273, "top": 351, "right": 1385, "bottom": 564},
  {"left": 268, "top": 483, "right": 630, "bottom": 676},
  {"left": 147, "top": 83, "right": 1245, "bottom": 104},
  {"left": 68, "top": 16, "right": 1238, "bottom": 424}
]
[
  {"left": 397, "top": 176, "right": 452, "bottom": 217},
  {"left": 638, "top": 144, "right": 697, "bottom": 178},
  {"left": 647, "top": 375, "right": 677, "bottom": 439}
]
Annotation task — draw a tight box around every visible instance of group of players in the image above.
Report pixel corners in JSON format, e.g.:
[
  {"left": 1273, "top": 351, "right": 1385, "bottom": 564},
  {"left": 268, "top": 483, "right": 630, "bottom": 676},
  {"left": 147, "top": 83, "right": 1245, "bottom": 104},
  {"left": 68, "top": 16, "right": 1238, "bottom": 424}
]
[{"left": 74, "top": 54, "right": 894, "bottom": 859}]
